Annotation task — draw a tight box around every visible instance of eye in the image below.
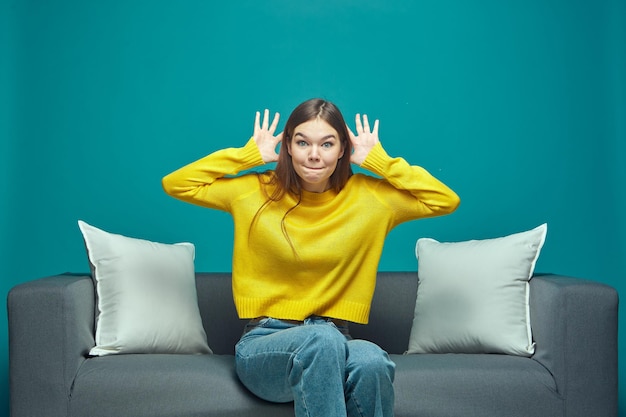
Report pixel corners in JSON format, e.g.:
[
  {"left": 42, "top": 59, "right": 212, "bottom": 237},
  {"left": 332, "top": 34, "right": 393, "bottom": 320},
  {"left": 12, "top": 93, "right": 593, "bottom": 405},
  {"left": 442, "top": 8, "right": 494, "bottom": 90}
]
[
  {"left": 296, "top": 140, "right": 308, "bottom": 147},
  {"left": 322, "top": 142, "right": 334, "bottom": 148}
]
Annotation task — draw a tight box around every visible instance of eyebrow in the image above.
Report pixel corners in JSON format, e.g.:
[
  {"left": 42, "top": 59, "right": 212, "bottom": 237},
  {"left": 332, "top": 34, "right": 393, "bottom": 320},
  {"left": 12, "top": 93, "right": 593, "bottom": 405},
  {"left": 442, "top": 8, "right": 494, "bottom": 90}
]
[{"left": 294, "top": 132, "right": 337, "bottom": 141}]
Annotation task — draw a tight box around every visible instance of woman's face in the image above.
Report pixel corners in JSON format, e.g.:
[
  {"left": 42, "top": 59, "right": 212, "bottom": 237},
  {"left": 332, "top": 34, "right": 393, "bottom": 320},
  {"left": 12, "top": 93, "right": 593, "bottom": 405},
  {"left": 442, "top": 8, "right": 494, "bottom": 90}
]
[{"left": 288, "top": 118, "right": 345, "bottom": 193}]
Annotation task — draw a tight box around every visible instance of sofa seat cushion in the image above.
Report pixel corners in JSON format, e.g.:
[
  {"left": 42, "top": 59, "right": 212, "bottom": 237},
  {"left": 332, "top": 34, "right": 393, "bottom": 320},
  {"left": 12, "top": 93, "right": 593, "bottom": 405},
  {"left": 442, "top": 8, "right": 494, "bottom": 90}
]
[
  {"left": 69, "top": 352, "right": 563, "bottom": 417},
  {"left": 391, "top": 353, "right": 562, "bottom": 417},
  {"left": 69, "top": 354, "right": 294, "bottom": 417}
]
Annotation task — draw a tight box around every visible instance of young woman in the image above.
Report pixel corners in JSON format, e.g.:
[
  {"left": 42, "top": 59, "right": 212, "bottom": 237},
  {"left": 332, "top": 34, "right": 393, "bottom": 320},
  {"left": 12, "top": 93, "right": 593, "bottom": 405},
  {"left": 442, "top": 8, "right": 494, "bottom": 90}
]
[{"left": 162, "top": 98, "right": 460, "bottom": 417}]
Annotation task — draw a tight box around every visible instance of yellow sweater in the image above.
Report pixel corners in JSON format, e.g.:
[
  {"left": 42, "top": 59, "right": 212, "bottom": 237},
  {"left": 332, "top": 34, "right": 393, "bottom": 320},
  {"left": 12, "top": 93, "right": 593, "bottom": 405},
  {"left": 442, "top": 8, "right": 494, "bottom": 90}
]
[{"left": 162, "top": 138, "right": 459, "bottom": 324}]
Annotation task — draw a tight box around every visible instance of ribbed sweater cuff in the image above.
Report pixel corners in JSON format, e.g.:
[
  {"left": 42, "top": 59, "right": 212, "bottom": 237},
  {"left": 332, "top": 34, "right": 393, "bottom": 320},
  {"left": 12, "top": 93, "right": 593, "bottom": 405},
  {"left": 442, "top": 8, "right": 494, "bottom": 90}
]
[
  {"left": 360, "top": 142, "right": 391, "bottom": 176},
  {"left": 239, "top": 137, "right": 266, "bottom": 170}
]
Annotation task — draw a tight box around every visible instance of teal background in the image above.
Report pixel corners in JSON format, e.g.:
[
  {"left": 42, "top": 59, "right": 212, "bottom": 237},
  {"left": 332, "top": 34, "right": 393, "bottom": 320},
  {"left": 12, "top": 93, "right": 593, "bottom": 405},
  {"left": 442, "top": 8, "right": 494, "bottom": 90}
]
[{"left": 2, "top": 0, "right": 625, "bottom": 415}]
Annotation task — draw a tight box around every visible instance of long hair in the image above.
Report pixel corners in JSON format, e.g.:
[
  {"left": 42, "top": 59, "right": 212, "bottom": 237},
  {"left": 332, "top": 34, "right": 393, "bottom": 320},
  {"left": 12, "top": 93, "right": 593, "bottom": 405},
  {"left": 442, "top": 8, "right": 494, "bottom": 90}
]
[{"left": 253, "top": 98, "right": 354, "bottom": 256}]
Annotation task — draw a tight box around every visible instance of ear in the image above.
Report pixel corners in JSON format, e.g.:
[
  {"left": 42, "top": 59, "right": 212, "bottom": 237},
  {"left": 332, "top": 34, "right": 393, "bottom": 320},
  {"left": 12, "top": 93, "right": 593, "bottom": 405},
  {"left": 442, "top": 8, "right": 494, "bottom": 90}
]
[{"left": 286, "top": 137, "right": 292, "bottom": 156}]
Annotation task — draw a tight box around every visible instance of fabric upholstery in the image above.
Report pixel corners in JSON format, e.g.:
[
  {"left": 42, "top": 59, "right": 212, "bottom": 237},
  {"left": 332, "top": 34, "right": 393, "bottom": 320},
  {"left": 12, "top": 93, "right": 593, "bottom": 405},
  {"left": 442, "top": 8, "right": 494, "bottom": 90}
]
[
  {"left": 78, "top": 221, "right": 211, "bottom": 355},
  {"left": 69, "top": 354, "right": 294, "bottom": 417},
  {"left": 530, "top": 274, "right": 618, "bottom": 416},
  {"left": 408, "top": 224, "right": 546, "bottom": 356},
  {"left": 8, "top": 272, "right": 619, "bottom": 417},
  {"left": 392, "top": 354, "right": 561, "bottom": 417}
]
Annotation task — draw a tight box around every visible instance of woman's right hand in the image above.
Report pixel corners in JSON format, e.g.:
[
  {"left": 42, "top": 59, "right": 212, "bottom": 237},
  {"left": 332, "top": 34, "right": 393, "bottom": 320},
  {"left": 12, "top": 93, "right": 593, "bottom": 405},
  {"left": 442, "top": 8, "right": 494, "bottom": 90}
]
[{"left": 253, "top": 109, "right": 283, "bottom": 163}]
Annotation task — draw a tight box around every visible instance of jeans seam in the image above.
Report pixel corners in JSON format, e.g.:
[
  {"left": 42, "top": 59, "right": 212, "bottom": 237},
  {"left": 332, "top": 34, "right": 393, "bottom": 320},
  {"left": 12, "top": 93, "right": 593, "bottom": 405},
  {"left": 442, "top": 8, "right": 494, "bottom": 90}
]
[
  {"left": 291, "top": 354, "right": 312, "bottom": 417},
  {"left": 345, "top": 378, "right": 366, "bottom": 417}
]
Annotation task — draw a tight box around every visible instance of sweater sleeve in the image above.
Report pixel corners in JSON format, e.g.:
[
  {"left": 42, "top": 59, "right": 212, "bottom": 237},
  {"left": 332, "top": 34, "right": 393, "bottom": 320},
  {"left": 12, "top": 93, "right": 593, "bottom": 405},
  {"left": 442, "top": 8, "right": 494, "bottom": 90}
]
[
  {"left": 360, "top": 142, "right": 460, "bottom": 224},
  {"left": 161, "top": 137, "right": 265, "bottom": 212}
]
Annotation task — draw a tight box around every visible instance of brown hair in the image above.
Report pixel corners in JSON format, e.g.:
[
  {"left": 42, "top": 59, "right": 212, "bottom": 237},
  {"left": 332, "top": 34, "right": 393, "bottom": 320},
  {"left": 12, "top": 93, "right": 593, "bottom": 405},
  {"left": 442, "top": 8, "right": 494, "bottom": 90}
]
[{"left": 253, "top": 98, "right": 353, "bottom": 255}]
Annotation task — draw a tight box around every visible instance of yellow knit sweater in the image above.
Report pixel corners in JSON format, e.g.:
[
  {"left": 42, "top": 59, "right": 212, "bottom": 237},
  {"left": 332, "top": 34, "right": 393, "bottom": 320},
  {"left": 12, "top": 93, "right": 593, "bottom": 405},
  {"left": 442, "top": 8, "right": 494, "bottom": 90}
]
[{"left": 162, "top": 138, "right": 459, "bottom": 324}]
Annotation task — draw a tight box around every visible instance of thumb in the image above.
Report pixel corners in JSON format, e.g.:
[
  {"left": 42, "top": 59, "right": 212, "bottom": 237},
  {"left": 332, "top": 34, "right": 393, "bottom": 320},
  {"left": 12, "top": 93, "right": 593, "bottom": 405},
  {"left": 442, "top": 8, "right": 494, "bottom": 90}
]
[{"left": 346, "top": 124, "right": 356, "bottom": 140}]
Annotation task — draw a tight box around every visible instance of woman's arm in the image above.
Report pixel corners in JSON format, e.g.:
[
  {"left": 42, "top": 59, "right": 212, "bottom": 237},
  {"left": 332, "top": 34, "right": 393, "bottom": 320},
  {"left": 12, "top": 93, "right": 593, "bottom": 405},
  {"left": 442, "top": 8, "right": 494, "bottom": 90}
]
[
  {"left": 162, "top": 110, "right": 281, "bottom": 210},
  {"left": 161, "top": 138, "right": 265, "bottom": 211},
  {"left": 349, "top": 114, "right": 460, "bottom": 222}
]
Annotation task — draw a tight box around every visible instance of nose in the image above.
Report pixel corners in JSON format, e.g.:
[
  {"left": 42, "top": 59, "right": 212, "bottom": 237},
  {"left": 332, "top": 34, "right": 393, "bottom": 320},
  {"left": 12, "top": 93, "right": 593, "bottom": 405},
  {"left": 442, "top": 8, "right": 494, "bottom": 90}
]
[{"left": 308, "top": 146, "right": 320, "bottom": 161}]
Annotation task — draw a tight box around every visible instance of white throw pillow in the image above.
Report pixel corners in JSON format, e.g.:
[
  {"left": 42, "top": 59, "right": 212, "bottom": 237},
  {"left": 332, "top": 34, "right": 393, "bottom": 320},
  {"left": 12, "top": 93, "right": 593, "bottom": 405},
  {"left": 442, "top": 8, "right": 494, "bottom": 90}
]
[
  {"left": 78, "top": 221, "right": 212, "bottom": 356},
  {"left": 406, "top": 224, "right": 547, "bottom": 357}
]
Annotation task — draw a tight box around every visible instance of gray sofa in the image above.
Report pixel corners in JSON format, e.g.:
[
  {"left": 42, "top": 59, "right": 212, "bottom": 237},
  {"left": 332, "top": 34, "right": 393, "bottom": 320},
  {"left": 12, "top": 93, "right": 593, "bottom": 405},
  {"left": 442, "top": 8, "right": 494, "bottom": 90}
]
[{"left": 8, "top": 272, "right": 618, "bottom": 417}]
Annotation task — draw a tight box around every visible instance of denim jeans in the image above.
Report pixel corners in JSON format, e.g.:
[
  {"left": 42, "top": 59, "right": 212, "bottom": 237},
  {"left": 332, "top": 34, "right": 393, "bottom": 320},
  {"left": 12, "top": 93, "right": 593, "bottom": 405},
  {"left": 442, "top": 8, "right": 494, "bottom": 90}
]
[{"left": 235, "top": 317, "right": 395, "bottom": 417}]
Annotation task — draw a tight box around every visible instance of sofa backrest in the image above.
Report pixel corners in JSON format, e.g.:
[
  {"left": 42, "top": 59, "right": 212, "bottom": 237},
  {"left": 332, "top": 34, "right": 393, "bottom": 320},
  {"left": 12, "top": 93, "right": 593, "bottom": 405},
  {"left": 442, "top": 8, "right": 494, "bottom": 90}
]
[
  {"left": 195, "top": 271, "right": 418, "bottom": 355},
  {"left": 351, "top": 271, "right": 418, "bottom": 354}
]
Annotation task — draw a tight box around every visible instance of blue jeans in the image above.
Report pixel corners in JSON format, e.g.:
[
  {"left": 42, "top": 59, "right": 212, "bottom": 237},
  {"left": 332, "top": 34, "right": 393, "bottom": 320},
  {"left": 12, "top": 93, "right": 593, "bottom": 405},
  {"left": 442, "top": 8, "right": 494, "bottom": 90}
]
[{"left": 235, "top": 317, "right": 395, "bottom": 417}]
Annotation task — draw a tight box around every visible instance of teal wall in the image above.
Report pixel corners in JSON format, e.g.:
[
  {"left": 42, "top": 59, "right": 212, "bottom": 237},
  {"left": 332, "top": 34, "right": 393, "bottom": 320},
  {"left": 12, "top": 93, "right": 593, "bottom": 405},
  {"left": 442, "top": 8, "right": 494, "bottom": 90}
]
[{"left": 3, "top": 0, "right": 625, "bottom": 415}]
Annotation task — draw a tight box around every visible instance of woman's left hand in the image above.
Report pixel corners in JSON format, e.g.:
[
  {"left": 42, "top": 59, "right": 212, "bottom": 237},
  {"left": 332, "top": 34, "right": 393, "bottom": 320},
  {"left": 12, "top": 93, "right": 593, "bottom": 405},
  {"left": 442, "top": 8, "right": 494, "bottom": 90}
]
[{"left": 348, "top": 114, "right": 380, "bottom": 166}]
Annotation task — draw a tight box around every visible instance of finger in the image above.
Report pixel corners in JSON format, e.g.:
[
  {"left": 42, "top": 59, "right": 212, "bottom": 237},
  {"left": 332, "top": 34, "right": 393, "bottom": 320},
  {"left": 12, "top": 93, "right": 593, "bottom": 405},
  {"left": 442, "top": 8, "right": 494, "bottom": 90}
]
[
  {"left": 362, "top": 114, "right": 371, "bottom": 133},
  {"left": 355, "top": 114, "right": 363, "bottom": 133},
  {"left": 275, "top": 132, "right": 284, "bottom": 154},
  {"left": 262, "top": 109, "right": 270, "bottom": 130},
  {"left": 254, "top": 111, "right": 261, "bottom": 131},
  {"left": 269, "top": 112, "right": 280, "bottom": 134},
  {"left": 373, "top": 119, "right": 379, "bottom": 136},
  {"left": 346, "top": 124, "right": 356, "bottom": 140}
]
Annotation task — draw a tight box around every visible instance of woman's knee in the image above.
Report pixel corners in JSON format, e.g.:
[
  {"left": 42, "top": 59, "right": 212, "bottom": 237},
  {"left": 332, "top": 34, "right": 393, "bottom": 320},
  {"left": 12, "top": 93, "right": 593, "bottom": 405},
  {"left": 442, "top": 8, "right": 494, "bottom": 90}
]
[
  {"left": 298, "top": 323, "right": 348, "bottom": 356},
  {"left": 346, "top": 340, "right": 395, "bottom": 380}
]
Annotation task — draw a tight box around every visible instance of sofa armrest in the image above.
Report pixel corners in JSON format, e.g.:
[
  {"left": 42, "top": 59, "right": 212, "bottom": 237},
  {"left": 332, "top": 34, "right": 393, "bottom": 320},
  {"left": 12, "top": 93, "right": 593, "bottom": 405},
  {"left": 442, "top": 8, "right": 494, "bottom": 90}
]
[
  {"left": 8, "top": 274, "right": 95, "bottom": 417},
  {"left": 529, "top": 274, "right": 618, "bottom": 417}
]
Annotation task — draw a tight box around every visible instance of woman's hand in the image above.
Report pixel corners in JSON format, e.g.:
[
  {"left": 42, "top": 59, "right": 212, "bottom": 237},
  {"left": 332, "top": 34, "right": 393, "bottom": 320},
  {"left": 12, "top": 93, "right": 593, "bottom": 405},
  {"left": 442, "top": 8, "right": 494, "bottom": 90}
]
[
  {"left": 348, "top": 114, "right": 380, "bottom": 166},
  {"left": 253, "top": 109, "right": 283, "bottom": 163}
]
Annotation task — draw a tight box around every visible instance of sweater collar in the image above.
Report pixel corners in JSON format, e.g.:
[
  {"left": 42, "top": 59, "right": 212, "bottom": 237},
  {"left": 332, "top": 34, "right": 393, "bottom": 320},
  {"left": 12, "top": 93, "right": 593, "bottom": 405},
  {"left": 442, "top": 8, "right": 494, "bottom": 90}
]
[{"left": 300, "top": 188, "right": 338, "bottom": 204}]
